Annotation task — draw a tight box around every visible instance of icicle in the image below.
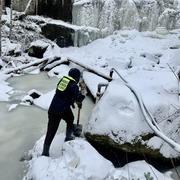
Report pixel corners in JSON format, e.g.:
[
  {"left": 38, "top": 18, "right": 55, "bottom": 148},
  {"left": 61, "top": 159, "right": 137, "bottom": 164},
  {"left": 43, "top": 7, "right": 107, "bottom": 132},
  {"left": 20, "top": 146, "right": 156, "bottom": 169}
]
[
  {"left": 24, "top": 0, "right": 33, "bottom": 14},
  {"left": 62, "top": 0, "right": 64, "bottom": 7}
]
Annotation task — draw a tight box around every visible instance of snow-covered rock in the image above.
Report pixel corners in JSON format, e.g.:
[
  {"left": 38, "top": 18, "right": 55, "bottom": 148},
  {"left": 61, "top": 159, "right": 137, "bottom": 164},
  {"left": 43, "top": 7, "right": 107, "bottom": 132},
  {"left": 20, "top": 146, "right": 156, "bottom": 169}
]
[
  {"left": 41, "top": 18, "right": 100, "bottom": 47},
  {"left": 107, "top": 160, "right": 172, "bottom": 180},
  {"left": 85, "top": 78, "right": 180, "bottom": 160},
  {"left": 24, "top": 134, "right": 173, "bottom": 180},
  {"left": 28, "top": 40, "right": 49, "bottom": 58},
  {"left": 24, "top": 135, "right": 114, "bottom": 180},
  {"left": 21, "top": 89, "right": 42, "bottom": 106}
]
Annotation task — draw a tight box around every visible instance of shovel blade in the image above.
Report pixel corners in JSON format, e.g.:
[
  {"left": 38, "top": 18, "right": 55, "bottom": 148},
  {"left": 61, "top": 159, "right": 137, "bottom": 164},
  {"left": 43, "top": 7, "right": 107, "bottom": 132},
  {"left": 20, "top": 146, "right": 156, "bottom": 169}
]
[{"left": 74, "top": 124, "right": 82, "bottom": 137}]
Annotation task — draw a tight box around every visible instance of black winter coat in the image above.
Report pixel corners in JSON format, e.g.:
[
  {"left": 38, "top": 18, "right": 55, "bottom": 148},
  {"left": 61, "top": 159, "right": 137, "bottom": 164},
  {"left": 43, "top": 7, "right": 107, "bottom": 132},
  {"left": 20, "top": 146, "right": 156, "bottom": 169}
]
[{"left": 48, "top": 76, "right": 85, "bottom": 114}]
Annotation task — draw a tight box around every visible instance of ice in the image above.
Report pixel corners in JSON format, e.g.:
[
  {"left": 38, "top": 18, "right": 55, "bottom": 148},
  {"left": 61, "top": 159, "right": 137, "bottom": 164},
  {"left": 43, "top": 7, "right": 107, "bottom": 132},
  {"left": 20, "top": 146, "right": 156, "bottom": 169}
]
[{"left": 73, "top": 0, "right": 180, "bottom": 36}]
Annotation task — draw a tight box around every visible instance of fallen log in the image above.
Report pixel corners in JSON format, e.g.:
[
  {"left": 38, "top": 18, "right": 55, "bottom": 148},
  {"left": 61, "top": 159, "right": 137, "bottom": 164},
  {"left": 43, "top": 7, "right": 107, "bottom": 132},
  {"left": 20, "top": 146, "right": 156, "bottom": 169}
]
[
  {"left": 67, "top": 57, "right": 112, "bottom": 81},
  {"left": 3, "top": 55, "right": 69, "bottom": 74},
  {"left": 3, "top": 58, "right": 48, "bottom": 74},
  {"left": 43, "top": 57, "right": 69, "bottom": 71}
]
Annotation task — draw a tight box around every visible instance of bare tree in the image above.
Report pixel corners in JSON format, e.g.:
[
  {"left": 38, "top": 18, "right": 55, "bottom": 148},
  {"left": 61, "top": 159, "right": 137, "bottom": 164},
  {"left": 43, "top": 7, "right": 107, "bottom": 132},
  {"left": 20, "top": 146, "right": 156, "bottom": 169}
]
[
  {"left": 24, "top": 0, "right": 33, "bottom": 14},
  {"left": 9, "top": 0, "right": 13, "bottom": 40},
  {"left": 0, "top": 0, "right": 3, "bottom": 57}
]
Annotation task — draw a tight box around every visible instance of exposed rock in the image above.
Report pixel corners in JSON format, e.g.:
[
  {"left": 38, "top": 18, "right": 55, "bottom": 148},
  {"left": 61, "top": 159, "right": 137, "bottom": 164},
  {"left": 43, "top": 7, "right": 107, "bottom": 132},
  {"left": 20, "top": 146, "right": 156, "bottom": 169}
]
[
  {"left": 41, "top": 20, "right": 100, "bottom": 47},
  {"left": 41, "top": 23, "right": 74, "bottom": 47},
  {"left": 84, "top": 133, "right": 180, "bottom": 168},
  {"left": 28, "top": 40, "right": 49, "bottom": 58},
  {"left": 21, "top": 89, "right": 42, "bottom": 105},
  {"left": 38, "top": 0, "right": 72, "bottom": 21},
  {"left": 0, "top": 58, "right": 3, "bottom": 69}
]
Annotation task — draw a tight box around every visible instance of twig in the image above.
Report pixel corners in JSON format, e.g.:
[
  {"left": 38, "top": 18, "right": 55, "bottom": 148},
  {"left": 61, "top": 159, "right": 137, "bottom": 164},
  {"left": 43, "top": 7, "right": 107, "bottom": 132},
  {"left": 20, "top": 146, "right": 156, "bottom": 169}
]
[{"left": 167, "top": 63, "right": 179, "bottom": 81}]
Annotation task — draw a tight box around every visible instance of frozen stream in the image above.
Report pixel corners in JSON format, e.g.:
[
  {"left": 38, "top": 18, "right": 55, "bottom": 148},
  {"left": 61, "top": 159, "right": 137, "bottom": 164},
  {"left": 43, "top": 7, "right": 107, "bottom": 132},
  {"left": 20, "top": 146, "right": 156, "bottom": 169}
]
[{"left": 0, "top": 72, "right": 94, "bottom": 180}]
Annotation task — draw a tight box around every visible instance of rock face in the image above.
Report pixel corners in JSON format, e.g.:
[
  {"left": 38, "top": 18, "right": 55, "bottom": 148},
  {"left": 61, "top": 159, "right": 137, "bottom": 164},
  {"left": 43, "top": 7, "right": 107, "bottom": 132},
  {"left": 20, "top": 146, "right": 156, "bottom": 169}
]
[
  {"left": 38, "top": 0, "right": 72, "bottom": 21},
  {"left": 84, "top": 79, "right": 180, "bottom": 166},
  {"left": 41, "top": 20, "right": 100, "bottom": 47},
  {"left": 73, "top": 0, "right": 180, "bottom": 36},
  {"left": 41, "top": 23, "right": 74, "bottom": 47},
  {"left": 28, "top": 40, "right": 49, "bottom": 58},
  {"left": 12, "top": 0, "right": 72, "bottom": 21}
]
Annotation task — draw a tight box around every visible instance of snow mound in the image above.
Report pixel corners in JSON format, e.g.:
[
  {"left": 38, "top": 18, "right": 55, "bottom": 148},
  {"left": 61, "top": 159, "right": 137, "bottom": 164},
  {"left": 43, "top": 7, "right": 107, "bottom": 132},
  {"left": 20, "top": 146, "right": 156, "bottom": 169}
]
[
  {"left": 108, "top": 160, "right": 173, "bottom": 180},
  {"left": 85, "top": 79, "right": 151, "bottom": 142},
  {"left": 25, "top": 134, "right": 172, "bottom": 180},
  {"left": 25, "top": 134, "right": 114, "bottom": 180}
]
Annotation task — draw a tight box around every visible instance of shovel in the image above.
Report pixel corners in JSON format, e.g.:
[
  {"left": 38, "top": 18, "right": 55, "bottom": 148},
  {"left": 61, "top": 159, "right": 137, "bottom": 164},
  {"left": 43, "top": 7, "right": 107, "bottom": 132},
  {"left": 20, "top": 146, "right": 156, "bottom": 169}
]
[{"left": 73, "top": 107, "right": 83, "bottom": 137}]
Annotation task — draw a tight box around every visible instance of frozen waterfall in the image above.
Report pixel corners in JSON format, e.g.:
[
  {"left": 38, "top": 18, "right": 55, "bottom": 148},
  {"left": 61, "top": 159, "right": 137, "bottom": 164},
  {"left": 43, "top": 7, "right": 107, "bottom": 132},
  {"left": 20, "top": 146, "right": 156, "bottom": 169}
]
[{"left": 72, "top": 0, "right": 180, "bottom": 36}]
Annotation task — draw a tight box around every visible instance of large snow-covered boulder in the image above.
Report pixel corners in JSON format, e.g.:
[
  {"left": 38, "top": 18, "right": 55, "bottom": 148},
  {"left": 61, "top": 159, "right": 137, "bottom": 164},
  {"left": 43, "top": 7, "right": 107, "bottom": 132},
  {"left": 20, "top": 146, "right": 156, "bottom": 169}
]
[
  {"left": 85, "top": 78, "right": 180, "bottom": 163},
  {"left": 24, "top": 134, "right": 172, "bottom": 180},
  {"left": 28, "top": 40, "right": 49, "bottom": 58},
  {"left": 73, "top": 0, "right": 180, "bottom": 36}
]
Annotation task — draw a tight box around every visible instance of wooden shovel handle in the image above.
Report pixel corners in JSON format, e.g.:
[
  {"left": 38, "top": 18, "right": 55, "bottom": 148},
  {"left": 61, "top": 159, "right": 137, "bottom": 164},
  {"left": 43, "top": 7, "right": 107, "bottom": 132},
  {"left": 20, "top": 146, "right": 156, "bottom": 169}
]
[{"left": 77, "top": 107, "right": 81, "bottom": 125}]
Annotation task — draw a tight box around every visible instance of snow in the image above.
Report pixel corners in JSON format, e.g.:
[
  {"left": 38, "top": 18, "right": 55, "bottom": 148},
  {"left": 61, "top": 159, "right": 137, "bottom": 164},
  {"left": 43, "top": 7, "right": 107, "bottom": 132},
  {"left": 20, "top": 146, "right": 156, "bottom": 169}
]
[
  {"left": 83, "top": 71, "right": 108, "bottom": 98},
  {"left": 85, "top": 79, "right": 152, "bottom": 140},
  {"left": 24, "top": 134, "right": 172, "bottom": 180},
  {"left": 34, "top": 90, "right": 55, "bottom": 110},
  {"left": 25, "top": 134, "right": 114, "bottom": 180},
  {"left": 30, "top": 40, "right": 49, "bottom": 49},
  {"left": 8, "top": 104, "right": 18, "bottom": 111},
  {"left": 108, "top": 160, "right": 172, "bottom": 180},
  {"left": 47, "top": 64, "right": 70, "bottom": 78},
  {"left": 0, "top": 72, "right": 13, "bottom": 101}
]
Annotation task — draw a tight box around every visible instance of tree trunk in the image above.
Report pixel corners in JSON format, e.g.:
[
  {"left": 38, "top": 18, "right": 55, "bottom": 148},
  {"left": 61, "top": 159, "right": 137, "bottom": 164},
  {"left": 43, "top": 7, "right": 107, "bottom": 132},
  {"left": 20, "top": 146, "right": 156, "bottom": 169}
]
[
  {"left": 9, "top": 0, "right": 13, "bottom": 40},
  {"left": 0, "top": 0, "right": 3, "bottom": 57},
  {"left": 67, "top": 58, "right": 112, "bottom": 81},
  {"left": 24, "top": 0, "right": 33, "bottom": 14}
]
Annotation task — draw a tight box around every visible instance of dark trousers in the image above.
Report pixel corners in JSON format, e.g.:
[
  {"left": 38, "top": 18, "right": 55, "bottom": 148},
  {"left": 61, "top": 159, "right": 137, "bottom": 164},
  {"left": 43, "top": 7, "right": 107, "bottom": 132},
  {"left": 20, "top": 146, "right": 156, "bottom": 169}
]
[{"left": 44, "top": 109, "right": 74, "bottom": 147}]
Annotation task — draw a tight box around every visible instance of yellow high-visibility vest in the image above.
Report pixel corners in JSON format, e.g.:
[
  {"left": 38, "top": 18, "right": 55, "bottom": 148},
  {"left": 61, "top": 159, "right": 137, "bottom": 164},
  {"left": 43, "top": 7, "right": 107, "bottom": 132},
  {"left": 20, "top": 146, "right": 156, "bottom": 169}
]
[{"left": 57, "top": 76, "right": 76, "bottom": 91}]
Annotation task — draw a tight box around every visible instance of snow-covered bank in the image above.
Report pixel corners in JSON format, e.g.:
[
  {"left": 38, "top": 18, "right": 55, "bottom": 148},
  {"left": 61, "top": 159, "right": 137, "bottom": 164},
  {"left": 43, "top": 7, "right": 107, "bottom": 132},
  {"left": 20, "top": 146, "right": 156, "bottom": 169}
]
[
  {"left": 24, "top": 134, "right": 173, "bottom": 180},
  {"left": 0, "top": 72, "right": 13, "bottom": 101}
]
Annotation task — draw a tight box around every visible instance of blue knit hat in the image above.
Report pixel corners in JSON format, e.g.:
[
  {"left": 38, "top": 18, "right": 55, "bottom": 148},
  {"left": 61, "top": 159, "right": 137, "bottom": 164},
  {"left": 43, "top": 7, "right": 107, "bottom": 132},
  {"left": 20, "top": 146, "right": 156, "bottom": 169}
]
[{"left": 68, "top": 68, "right": 81, "bottom": 82}]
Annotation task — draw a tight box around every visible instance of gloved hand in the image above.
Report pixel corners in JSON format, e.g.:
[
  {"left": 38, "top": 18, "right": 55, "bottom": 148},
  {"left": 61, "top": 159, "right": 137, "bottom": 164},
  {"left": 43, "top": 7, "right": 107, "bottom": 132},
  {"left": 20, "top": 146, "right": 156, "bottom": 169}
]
[
  {"left": 71, "top": 103, "right": 75, "bottom": 109},
  {"left": 76, "top": 102, "right": 82, "bottom": 109}
]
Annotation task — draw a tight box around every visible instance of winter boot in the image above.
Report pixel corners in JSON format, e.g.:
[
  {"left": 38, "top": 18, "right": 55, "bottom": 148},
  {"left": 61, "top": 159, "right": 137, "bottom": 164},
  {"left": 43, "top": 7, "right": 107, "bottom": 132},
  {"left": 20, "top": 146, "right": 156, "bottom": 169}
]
[
  {"left": 41, "top": 144, "right": 50, "bottom": 156},
  {"left": 65, "top": 125, "right": 75, "bottom": 142}
]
